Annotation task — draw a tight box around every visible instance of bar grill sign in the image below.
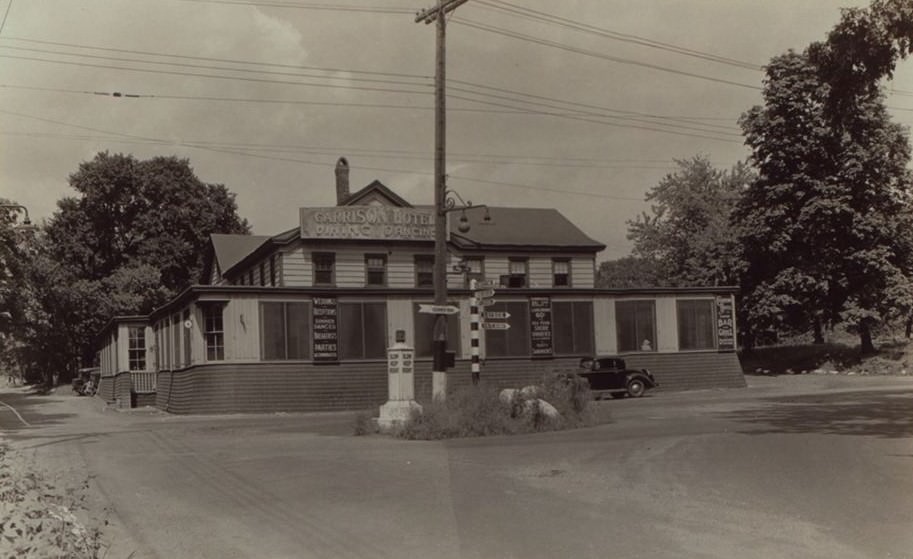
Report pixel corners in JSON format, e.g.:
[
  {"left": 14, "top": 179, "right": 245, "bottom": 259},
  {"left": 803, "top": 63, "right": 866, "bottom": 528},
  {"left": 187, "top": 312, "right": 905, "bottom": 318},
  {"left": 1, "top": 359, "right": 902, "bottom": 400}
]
[
  {"left": 313, "top": 296, "right": 338, "bottom": 362},
  {"left": 716, "top": 297, "right": 735, "bottom": 352},
  {"left": 529, "top": 297, "right": 553, "bottom": 357}
]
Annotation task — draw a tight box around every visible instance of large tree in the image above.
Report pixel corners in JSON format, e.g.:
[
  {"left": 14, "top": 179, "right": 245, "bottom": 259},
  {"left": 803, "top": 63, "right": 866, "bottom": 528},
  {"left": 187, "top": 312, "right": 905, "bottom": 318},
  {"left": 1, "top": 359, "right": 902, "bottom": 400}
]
[
  {"left": 46, "top": 152, "right": 250, "bottom": 289},
  {"left": 737, "top": 48, "right": 913, "bottom": 353},
  {"left": 624, "top": 155, "right": 751, "bottom": 288},
  {"left": 24, "top": 152, "right": 250, "bottom": 383}
]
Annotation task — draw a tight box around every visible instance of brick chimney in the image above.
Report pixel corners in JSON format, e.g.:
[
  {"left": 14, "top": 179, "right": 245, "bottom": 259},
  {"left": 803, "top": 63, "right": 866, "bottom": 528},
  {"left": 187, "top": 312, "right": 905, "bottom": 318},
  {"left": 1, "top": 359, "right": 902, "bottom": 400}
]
[{"left": 335, "top": 157, "right": 350, "bottom": 205}]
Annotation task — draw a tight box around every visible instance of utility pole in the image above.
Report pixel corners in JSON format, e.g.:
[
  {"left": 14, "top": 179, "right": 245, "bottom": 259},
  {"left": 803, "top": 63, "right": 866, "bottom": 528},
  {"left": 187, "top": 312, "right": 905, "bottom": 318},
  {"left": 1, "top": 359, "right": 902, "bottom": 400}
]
[{"left": 415, "top": 0, "right": 469, "bottom": 400}]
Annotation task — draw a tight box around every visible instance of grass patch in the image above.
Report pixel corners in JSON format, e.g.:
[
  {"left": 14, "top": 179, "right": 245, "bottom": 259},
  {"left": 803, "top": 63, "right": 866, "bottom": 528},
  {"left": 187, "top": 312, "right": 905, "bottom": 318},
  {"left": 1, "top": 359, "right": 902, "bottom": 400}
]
[
  {"left": 394, "top": 372, "right": 606, "bottom": 440},
  {"left": 741, "top": 338, "right": 913, "bottom": 376}
]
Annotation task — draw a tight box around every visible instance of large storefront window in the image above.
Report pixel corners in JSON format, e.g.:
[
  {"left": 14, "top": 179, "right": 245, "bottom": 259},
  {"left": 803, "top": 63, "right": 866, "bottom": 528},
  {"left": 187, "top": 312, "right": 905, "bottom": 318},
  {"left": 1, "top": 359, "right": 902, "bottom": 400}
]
[
  {"left": 261, "top": 302, "right": 311, "bottom": 360},
  {"left": 677, "top": 299, "right": 715, "bottom": 350},
  {"left": 616, "top": 300, "right": 656, "bottom": 352},
  {"left": 128, "top": 327, "right": 146, "bottom": 371},
  {"left": 339, "top": 302, "right": 387, "bottom": 360},
  {"left": 202, "top": 304, "right": 225, "bottom": 361},
  {"left": 552, "top": 301, "right": 594, "bottom": 355},
  {"left": 413, "top": 303, "right": 461, "bottom": 358},
  {"left": 485, "top": 301, "right": 530, "bottom": 357}
]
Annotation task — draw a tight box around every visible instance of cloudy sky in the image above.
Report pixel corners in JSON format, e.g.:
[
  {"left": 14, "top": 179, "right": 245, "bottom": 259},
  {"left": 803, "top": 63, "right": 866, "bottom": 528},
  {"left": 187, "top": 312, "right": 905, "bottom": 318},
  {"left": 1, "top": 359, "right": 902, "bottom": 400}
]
[{"left": 3, "top": 0, "right": 913, "bottom": 260}]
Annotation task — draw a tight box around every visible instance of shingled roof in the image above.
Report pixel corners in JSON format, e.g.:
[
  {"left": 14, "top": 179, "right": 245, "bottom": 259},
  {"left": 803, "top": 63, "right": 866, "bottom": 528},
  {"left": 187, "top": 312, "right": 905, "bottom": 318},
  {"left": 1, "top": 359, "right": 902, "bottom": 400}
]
[
  {"left": 210, "top": 234, "right": 271, "bottom": 274},
  {"left": 449, "top": 207, "right": 605, "bottom": 251}
]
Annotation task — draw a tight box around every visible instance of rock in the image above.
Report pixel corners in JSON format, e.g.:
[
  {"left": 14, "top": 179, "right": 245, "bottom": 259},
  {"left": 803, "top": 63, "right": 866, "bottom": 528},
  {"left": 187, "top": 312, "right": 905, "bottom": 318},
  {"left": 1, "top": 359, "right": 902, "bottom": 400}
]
[
  {"left": 499, "top": 388, "right": 519, "bottom": 405},
  {"left": 520, "top": 385, "right": 541, "bottom": 399},
  {"left": 523, "top": 398, "right": 560, "bottom": 420}
]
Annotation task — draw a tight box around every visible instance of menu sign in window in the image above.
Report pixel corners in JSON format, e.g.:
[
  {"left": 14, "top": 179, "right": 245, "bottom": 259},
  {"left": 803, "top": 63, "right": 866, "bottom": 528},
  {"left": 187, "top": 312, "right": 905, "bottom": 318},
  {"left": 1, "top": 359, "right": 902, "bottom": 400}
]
[
  {"left": 716, "top": 297, "right": 735, "bottom": 352},
  {"left": 313, "top": 297, "right": 338, "bottom": 362},
  {"left": 530, "top": 297, "right": 553, "bottom": 357}
]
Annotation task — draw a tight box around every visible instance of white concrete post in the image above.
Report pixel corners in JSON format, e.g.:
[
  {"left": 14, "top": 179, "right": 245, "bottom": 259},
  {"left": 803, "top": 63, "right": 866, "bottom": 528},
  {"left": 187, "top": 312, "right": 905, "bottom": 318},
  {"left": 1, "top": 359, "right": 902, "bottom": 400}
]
[{"left": 378, "top": 329, "right": 423, "bottom": 431}]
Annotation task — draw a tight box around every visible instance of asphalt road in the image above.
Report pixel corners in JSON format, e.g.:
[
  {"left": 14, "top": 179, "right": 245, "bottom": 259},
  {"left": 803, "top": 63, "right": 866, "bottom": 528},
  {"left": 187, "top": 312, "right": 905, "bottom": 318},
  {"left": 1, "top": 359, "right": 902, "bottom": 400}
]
[{"left": 2, "top": 375, "right": 912, "bottom": 559}]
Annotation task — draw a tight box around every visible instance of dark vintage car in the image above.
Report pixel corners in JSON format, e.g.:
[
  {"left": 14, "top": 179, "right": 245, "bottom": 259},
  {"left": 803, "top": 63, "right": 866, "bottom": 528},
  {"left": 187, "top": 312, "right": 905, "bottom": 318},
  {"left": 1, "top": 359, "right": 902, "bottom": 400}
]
[{"left": 577, "top": 356, "right": 658, "bottom": 399}]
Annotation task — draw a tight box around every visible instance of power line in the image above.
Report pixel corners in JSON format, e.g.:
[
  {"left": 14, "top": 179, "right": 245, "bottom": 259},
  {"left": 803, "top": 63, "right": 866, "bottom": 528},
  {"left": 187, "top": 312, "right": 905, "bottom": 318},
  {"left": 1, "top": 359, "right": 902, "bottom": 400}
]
[
  {"left": 0, "top": 108, "right": 649, "bottom": 201},
  {"left": 0, "top": 129, "right": 680, "bottom": 170},
  {"left": 178, "top": 0, "right": 413, "bottom": 13},
  {"left": 0, "top": 44, "right": 431, "bottom": 89},
  {"left": 0, "top": 1, "right": 12, "bottom": 36},
  {"left": 452, "top": 17, "right": 762, "bottom": 91},
  {"left": 475, "top": 0, "right": 762, "bottom": 71},
  {"left": 0, "top": 35, "right": 431, "bottom": 81},
  {"left": 0, "top": 53, "right": 431, "bottom": 96}
]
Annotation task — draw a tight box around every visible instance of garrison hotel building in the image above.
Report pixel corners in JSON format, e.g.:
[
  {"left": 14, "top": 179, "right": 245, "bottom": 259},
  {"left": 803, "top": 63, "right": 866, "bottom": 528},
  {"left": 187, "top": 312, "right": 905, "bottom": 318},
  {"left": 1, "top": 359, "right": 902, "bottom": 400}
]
[{"left": 97, "top": 159, "right": 744, "bottom": 413}]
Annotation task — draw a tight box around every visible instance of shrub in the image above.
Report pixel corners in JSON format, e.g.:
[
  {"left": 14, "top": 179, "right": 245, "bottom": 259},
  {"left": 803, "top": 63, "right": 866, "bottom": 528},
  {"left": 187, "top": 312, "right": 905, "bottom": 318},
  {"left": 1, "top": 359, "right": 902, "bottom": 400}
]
[
  {"left": 395, "top": 371, "right": 600, "bottom": 440},
  {"left": 352, "top": 410, "right": 377, "bottom": 436}
]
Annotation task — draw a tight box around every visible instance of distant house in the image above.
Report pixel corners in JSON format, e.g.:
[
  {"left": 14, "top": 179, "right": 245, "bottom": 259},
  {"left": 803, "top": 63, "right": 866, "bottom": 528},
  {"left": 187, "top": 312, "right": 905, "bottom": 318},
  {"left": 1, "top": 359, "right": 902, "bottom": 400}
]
[{"left": 96, "top": 158, "right": 743, "bottom": 412}]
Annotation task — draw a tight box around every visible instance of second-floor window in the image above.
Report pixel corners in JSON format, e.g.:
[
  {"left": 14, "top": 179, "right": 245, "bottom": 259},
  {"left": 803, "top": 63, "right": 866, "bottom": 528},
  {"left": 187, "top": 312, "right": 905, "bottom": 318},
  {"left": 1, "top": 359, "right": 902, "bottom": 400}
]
[
  {"left": 507, "top": 259, "right": 528, "bottom": 288},
  {"left": 415, "top": 255, "right": 434, "bottom": 288},
  {"left": 365, "top": 254, "right": 387, "bottom": 286},
  {"left": 553, "top": 259, "right": 571, "bottom": 287},
  {"left": 313, "top": 252, "right": 335, "bottom": 286}
]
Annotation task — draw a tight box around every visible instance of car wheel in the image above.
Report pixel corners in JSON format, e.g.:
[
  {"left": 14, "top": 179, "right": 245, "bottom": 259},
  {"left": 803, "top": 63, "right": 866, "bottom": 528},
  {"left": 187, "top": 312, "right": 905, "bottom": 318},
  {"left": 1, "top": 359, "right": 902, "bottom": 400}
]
[{"left": 627, "top": 379, "right": 646, "bottom": 398}]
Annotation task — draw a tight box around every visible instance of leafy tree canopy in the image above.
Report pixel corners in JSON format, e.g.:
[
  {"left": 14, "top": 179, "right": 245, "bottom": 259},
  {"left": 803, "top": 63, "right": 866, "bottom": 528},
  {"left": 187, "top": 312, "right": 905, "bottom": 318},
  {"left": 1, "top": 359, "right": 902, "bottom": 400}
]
[
  {"left": 737, "top": 45, "right": 913, "bottom": 353},
  {"left": 626, "top": 155, "right": 751, "bottom": 288},
  {"left": 22, "top": 152, "right": 250, "bottom": 381},
  {"left": 46, "top": 152, "right": 250, "bottom": 290}
]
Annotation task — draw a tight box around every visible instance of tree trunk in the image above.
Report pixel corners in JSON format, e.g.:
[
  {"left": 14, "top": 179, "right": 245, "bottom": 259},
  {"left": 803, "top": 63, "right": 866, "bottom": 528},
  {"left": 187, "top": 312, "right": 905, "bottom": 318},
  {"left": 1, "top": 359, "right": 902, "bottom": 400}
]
[
  {"left": 859, "top": 321, "right": 876, "bottom": 355},
  {"left": 813, "top": 317, "right": 824, "bottom": 344},
  {"left": 906, "top": 315, "right": 912, "bottom": 339}
]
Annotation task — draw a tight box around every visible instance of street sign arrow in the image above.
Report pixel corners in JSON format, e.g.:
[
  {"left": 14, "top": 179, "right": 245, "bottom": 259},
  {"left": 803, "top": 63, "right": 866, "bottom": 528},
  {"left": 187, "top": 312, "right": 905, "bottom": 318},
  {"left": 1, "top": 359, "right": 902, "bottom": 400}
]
[
  {"left": 474, "top": 279, "right": 499, "bottom": 289},
  {"left": 482, "top": 321, "right": 510, "bottom": 330},
  {"left": 479, "top": 298, "right": 496, "bottom": 307},
  {"left": 474, "top": 288, "right": 496, "bottom": 299},
  {"left": 485, "top": 311, "right": 510, "bottom": 320},
  {"left": 418, "top": 304, "right": 460, "bottom": 314}
]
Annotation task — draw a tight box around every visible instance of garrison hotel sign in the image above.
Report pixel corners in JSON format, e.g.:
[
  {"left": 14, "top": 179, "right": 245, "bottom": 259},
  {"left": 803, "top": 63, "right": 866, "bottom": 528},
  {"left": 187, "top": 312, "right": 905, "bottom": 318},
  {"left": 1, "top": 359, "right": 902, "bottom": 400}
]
[{"left": 300, "top": 207, "right": 437, "bottom": 241}]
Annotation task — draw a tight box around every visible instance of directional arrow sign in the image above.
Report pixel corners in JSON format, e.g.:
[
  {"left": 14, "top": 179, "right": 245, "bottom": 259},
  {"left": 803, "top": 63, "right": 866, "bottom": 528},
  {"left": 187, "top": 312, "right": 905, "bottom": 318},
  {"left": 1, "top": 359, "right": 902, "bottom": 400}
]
[
  {"left": 418, "top": 304, "right": 460, "bottom": 314},
  {"left": 474, "top": 279, "right": 499, "bottom": 289},
  {"left": 485, "top": 311, "right": 511, "bottom": 320},
  {"left": 482, "top": 321, "right": 510, "bottom": 330},
  {"left": 479, "top": 298, "right": 496, "bottom": 307},
  {"left": 474, "top": 288, "right": 496, "bottom": 299}
]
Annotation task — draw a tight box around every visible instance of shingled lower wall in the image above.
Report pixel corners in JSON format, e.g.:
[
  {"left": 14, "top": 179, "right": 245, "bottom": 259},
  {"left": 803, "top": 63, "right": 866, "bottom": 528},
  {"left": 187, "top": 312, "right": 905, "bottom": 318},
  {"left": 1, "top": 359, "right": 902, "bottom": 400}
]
[
  {"left": 153, "top": 351, "right": 744, "bottom": 414},
  {"left": 622, "top": 351, "right": 746, "bottom": 391}
]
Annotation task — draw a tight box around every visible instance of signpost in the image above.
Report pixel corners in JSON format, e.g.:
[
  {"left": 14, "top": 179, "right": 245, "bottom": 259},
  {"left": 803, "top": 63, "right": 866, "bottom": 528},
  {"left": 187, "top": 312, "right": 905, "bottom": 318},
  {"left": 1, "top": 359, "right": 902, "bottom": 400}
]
[
  {"left": 418, "top": 304, "right": 460, "bottom": 315},
  {"left": 484, "top": 311, "right": 510, "bottom": 320},
  {"left": 481, "top": 321, "right": 510, "bottom": 330},
  {"left": 474, "top": 287, "right": 495, "bottom": 299}
]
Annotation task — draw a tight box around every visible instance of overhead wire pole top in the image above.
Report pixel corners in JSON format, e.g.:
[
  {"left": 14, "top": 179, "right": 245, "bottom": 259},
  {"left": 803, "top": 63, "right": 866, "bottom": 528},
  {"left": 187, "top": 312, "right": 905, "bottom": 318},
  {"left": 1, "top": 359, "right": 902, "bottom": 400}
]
[{"left": 415, "top": 0, "right": 470, "bottom": 24}]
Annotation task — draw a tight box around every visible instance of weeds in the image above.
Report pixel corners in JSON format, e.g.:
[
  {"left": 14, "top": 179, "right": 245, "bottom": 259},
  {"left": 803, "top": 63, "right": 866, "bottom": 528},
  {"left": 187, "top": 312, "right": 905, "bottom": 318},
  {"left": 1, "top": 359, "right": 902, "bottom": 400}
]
[
  {"left": 0, "top": 444, "right": 106, "bottom": 558},
  {"left": 395, "top": 372, "right": 601, "bottom": 440}
]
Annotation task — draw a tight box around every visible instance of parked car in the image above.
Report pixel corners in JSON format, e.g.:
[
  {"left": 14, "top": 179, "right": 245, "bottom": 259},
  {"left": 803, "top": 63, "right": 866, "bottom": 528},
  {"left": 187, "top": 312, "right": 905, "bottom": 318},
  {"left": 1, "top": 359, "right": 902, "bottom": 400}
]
[{"left": 577, "top": 356, "right": 658, "bottom": 399}]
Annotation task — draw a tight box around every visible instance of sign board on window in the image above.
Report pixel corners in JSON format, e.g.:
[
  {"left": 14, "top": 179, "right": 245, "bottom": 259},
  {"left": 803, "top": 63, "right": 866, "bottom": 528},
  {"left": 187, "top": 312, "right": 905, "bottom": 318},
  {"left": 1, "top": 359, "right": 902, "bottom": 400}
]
[
  {"left": 529, "top": 297, "right": 553, "bottom": 357},
  {"left": 313, "top": 296, "right": 338, "bottom": 362},
  {"left": 716, "top": 297, "right": 735, "bottom": 352}
]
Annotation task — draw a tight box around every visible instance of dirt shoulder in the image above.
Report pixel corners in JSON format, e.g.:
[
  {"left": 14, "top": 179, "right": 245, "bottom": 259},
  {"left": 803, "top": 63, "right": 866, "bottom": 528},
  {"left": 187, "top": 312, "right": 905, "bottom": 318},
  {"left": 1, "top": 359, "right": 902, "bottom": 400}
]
[{"left": 1, "top": 386, "right": 145, "bottom": 559}]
